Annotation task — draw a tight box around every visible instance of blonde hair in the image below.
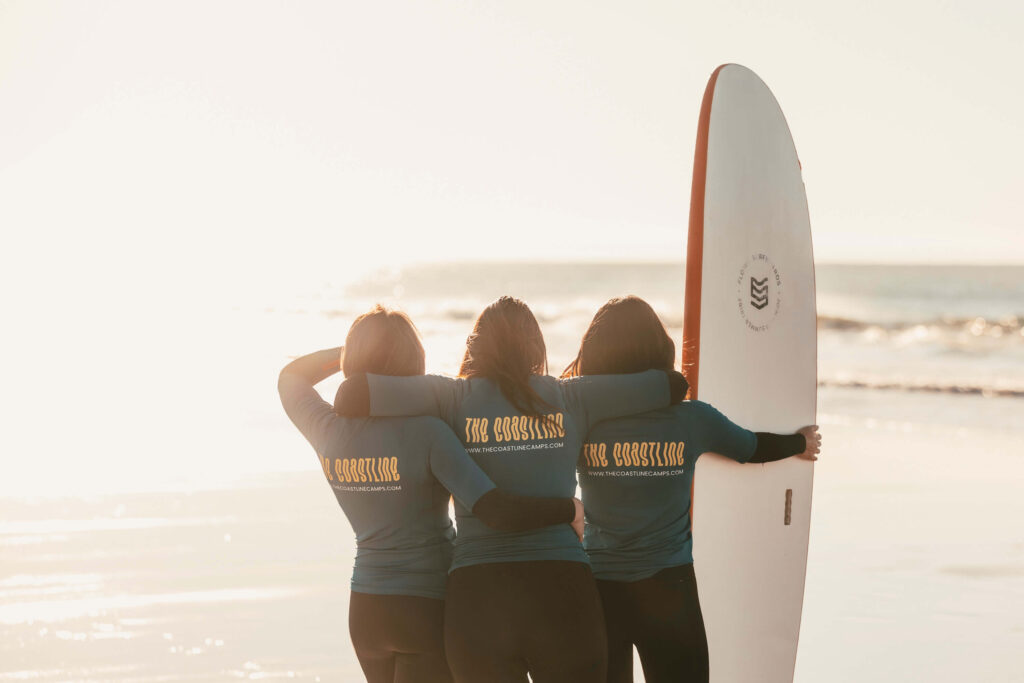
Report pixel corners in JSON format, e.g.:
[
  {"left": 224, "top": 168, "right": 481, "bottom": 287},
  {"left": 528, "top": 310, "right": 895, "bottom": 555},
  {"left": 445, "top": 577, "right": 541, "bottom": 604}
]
[{"left": 343, "top": 305, "right": 425, "bottom": 377}]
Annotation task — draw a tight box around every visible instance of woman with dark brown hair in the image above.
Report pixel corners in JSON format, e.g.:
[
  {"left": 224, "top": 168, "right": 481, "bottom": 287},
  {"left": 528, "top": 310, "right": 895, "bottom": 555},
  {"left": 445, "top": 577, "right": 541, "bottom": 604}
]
[
  {"left": 334, "top": 296, "right": 687, "bottom": 683},
  {"left": 563, "top": 296, "right": 821, "bottom": 683},
  {"left": 279, "top": 305, "right": 585, "bottom": 683}
]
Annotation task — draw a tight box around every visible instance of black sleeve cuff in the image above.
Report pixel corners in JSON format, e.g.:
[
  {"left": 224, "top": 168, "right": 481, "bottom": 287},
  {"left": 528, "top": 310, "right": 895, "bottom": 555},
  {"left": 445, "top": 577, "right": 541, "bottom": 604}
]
[
  {"left": 334, "top": 373, "right": 371, "bottom": 416},
  {"left": 749, "top": 432, "right": 806, "bottom": 463}
]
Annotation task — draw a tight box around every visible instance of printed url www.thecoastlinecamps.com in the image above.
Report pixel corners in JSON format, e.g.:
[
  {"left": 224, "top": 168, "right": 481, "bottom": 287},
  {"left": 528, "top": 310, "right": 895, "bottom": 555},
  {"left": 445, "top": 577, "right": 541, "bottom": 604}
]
[
  {"left": 584, "top": 469, "right": 687, "bottom": 477},
  {"left": 333, "top": 485, "right": 404, "bottom": 492},
  {"left": 467, "top": 442, "right": 565, "bottom": 454}
]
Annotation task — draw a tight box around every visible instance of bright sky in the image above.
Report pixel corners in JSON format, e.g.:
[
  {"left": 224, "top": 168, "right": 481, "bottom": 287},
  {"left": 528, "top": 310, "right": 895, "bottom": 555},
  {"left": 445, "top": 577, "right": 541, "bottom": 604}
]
[
  {"left": 2, "top": 0, "right": 1022, "bottom": 286},
  {"left": 1, "top": 1, "right": 1021, "bottom": 495}
]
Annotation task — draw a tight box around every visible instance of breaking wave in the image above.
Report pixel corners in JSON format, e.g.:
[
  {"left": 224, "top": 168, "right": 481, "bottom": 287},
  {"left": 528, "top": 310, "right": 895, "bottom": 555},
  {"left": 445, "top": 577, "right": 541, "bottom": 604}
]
[
  {"left": 818, "top": 378, "right": 1024, "bottom": 399},
  {"left": 818, "top": 314, "right": 1023, "bottom": 339}
]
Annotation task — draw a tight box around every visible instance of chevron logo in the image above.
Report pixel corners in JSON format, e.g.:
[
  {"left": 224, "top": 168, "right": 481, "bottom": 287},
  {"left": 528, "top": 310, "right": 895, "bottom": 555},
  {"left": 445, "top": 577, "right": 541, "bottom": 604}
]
[{"left": 750, "top": 277, "right": 769, "bottom": 310}]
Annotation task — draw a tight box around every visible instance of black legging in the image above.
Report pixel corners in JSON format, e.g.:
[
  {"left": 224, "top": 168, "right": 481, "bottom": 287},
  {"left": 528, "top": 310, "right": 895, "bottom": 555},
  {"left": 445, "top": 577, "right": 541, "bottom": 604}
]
[
  {"left": 349, "top": 591, "right": 453, "bottom": 683},
  {"left": 444, "top": 560, "right": 608, "bottom": 683},
  {"left": 596, "top": 563, "right": 708, "bottom": 683}
]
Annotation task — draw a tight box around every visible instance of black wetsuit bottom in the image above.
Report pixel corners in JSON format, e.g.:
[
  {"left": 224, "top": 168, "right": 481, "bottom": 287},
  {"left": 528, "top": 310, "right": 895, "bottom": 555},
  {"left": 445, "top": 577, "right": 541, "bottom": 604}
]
[
  {"left": 349, "top": 591, "right": 453, "bottom": 683},
  {"left": 444, "top": 560, "right": 608, "bottom": 683},
  {"left": 596, "top": 563, "right": 709, "bottom": 683}
]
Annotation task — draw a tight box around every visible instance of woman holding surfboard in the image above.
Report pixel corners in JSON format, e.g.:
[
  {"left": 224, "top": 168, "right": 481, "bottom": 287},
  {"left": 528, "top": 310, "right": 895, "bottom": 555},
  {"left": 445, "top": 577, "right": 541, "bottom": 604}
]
[
  {"left": 278, "top": 305, "right": 585, "bottom": 683},
  {"left": 563, "top": 295, "right": 821, "bottom": 683},
  {"left": 333, "top": 296, "right": 688, "bottom": 683}
]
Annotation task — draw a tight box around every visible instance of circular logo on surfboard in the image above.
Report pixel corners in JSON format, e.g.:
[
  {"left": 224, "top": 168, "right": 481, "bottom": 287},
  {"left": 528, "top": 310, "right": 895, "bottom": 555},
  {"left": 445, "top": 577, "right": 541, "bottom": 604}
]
[{"left": 736, "top": 253, "right": 781, "bottom": 332}]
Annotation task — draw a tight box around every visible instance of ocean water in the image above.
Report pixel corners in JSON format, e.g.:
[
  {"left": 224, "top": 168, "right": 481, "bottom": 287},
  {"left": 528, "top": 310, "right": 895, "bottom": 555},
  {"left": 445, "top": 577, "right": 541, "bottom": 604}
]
[
  {"left": 2, "top": 263, "right": 1022, "bottom": 682},
  {"left": 288, "top": 262, "right": 1024, "bottom": 398}
]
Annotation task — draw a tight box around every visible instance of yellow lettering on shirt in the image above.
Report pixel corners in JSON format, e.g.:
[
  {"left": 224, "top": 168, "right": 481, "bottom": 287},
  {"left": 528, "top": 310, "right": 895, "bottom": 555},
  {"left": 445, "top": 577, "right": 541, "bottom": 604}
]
[
  {"left": 585, "top": 441, "right": 686, "bottom": 470},
  {"left": 319, "top": 457, "right": 406, "bottom": 485},
  {"left": 464, "top": 413, "right": 566, "bottom": 444}
]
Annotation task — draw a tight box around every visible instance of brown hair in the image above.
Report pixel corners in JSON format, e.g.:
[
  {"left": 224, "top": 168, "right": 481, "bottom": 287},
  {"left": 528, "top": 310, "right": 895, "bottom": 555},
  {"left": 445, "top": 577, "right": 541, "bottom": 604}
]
[
  {"left": 459, "top": 296, "right": 552, "bottom": 417},
  {"left": 562, "top": 296, "right": 675, "bottom": 377},
  {"left": 343, "top": 305, "right": 426, "bottom": 378}
]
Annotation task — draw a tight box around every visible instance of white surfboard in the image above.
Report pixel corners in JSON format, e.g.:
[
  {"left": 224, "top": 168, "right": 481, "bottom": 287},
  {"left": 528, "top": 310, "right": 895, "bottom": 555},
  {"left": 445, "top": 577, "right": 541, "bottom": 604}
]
[{"left": 683, "top": 64, "right": 817, "bottom": 683}]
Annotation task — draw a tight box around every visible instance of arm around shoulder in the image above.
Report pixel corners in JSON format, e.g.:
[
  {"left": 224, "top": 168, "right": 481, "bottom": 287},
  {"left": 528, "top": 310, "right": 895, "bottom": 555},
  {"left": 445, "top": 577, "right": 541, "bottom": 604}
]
[
  {"left": 335, "top": 373, "right": 462, "bottom": 424},
  {"left": 472, "top": 490, "right": 579, "bottom": 535},
  {"left": 563, "top": 369, "right": 688, "bottom": 432}
]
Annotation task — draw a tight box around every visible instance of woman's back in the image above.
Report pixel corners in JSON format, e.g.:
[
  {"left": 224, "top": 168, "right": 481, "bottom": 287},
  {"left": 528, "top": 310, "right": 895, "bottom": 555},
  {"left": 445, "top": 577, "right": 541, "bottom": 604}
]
[
  {"left": 280, "top": 369, "right": 495, "bottom": 598},
  {"left": 444, "top": 375, "right": 587, "bottom": 569},
  {"left": 578, "top": 400, "right": 757, "bottom": 582},
  {"left": 326, "top": 416, "right": 485, "bottom": 596}
]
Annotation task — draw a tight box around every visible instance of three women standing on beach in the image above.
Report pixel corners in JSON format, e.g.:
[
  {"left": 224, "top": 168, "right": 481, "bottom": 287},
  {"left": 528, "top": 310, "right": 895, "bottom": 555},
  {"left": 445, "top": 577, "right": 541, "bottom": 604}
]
[
  {"left": 285, "top": 295, "right": 820, "bottom": 683},
  {"left": 334, "top": 297, "right": 686, "bottom": 682}
]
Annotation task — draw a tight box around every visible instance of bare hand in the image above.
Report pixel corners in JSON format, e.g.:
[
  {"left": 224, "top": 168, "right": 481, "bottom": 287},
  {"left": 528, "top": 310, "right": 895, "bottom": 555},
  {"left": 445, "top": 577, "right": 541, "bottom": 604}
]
[
  {"left": 797, "top": 425, "right": 821, "bottom": 461},
  {"left": 571, "top": 497, "right": 584, "bottom": 542}
]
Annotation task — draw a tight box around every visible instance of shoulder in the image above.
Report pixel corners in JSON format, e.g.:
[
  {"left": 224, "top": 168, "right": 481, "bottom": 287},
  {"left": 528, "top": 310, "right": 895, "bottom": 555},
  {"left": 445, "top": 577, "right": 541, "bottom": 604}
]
[
  {"left": 424, "top": 373, "right": 463, "bottom": 385},
  {"left": 453, "top": 375, "right": 493, "bottom": 397},
  {"left": 552, "top": 374, "right": 594, "bottom": 397},
  {"left": 675, "top": 400, "right": 719, "bottom": 418},
  {"left": 663, "top": 400, "right": 735, "bottom": 429},
  {"left": 441, "top": 375, "right": 475, "bottom": 394},
  {"left": 554, "top": 374, "right": 587, "bottom": 389},
  {"left": 534, "top": 375, "right": 563, "bottom": 398},
  {"left": 371, "top": 373, "right": 465, "bottom": 390},
  {"left": 588, "top": 401, "right": 720, "bottom": 434},
  {"left": 531, "top": 374, "right": 569, "bottom": 403},
  {"left": 586, "top": 405, "right": 677, "bottom": 441}
]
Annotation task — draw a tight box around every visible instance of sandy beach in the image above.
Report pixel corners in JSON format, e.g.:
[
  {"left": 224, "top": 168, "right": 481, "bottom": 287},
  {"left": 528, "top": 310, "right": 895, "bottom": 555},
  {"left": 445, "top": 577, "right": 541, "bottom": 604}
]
[{"left": 3, "top": 382, "right": 1022, "bottom": 682}]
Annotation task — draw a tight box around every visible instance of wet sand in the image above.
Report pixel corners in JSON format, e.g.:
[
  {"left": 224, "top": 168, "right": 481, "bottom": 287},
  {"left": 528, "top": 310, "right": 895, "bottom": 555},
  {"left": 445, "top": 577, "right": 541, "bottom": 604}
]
[
  {"left": 795, "top": 388, "right": 1024, "bottom": 683},
  {"left": 2, "top": 387, "right": 1022, "bottom": 682}
]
